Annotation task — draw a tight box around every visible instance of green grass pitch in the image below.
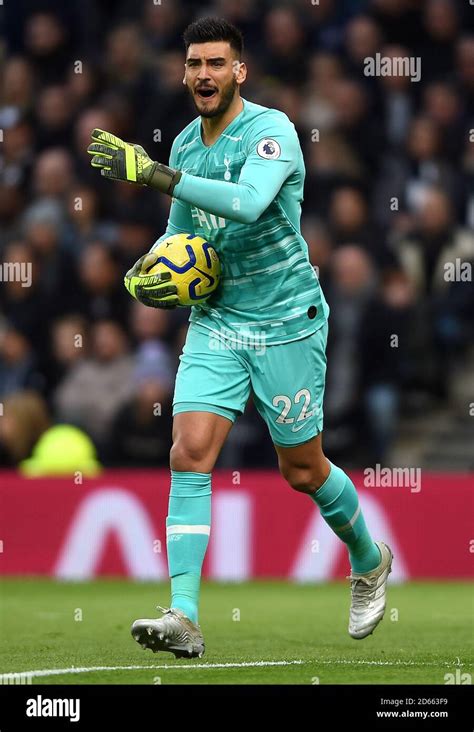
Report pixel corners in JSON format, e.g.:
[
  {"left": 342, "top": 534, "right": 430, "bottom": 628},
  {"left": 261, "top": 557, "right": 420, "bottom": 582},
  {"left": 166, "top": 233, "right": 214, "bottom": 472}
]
[{"left": 0, "top": 579, "right": 472, "bottom": 685}]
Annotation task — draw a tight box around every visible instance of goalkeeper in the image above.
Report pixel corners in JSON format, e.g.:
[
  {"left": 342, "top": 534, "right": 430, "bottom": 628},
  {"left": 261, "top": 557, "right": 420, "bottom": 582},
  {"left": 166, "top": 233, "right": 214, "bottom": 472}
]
[{"left": 88, "top": 16, "right": 393, "bottom": 659}]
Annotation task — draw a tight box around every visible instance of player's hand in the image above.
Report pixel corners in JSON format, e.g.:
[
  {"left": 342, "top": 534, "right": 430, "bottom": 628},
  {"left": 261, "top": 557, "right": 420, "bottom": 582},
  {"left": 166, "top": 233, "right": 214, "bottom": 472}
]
[
  {"left": 124, "top": 252, "right": 179, "bottom": 309},
  {"left": 87, "top": 129, "right": 182, "bottom": 194}
]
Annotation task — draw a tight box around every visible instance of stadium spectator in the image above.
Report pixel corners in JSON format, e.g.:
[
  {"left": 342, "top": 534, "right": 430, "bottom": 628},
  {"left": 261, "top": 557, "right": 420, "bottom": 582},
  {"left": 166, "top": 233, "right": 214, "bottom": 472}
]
[
  {"left": 373, "top": 45, "right": 415, "bottom": 151},
  {"left": 142, "top": 0, "right": 187, "bottom": 53},
  {"left": 130, "top": 300, "right": 174, "bottom": 348},
  {"left": 77, "top": 242, "right": 130, "bottom": 322},
  {"left": 324, "top": 245, "right": 375, "bottom": 457},
  {"left": 422, "top": 81, "right": 466, "bottom": 164},
  {"left": 22, "top": 198, "right": 80, "bottom": 317},
  {"left": 395, "top": 187, "right": 474, "bottom": 390},
  {"left": 301, "top": 52, "right": 343, "bottom": 133},
  {"left": 66, "top": 61, "right": 101, "bottom": 112},
  {"left": 373, "top": 115, "right": 462, "bottom": 231},
  {"left": 344, "top": 15, "right": 383, "bottom": 80},
  {"left": 64, "top": 186, "right": 116, "bottom": 255},
  {"left": 328, "top": 186, "right": 394, "bottom": 268},
  {"left": 105, "top": 341, "right": 174, "bottom": 466},
  {"left": 54, "top": 319, "right": 134, "bottom": 448},
  {"left": 0, "top": 57, "right": 35, "bottom": 124},
  {"left": 419, "top": 0, "right": 460, "bottom": 81},
  {"left": 43, "top": 314, "right": 89, "bottom": 396},
  {"left": 304, "top": 134, "right": 365, "bottom": 217},
  {"left": 395, "top": 187, "right": 474, "bottom": 297},
  {"left": 34, "top": 85, "right": 75, "bottom": 152},
  {"left": 0, "top": 327, "right": 45, "bottom": 398},
  {"left": 358, "top": 270, "right": 430, "bottom": 462},
  {"left": 456, "top": 36, "right": 474, "bottom": 112},
  {"left": 23, "top": 12, "right": 71, "bottom": 85},
  {"left": 369, "top": 0, "right": 425, "bottom": 50},
  {"left": 462, "top": 137, "right": 474, "bottom": 230},
  {"left": 32, "top": 148, "right": 75, "bottom": 200},
  {"left": 0, "top": 118, "right": 34, "bottom": 196},
  {"left": 0, "top": 184, "right": 25, "bottom": 250},
  {"left": 261, "top": 7, "right": 308, "bottom": 87},
  {"left": 330, "top": 79, "right": 384, "bottom": 175},
  {"left": 0, "top": 240, "right": 47, "bottom": 353},
  {"left": 0, "top": 390, "right": 50, "bottom": 466}
]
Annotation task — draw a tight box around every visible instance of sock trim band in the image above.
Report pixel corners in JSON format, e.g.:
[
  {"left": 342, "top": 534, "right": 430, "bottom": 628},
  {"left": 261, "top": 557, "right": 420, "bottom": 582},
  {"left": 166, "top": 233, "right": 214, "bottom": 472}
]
[
  {"left": 167, "top": 524, "right": 211, "bottom": 536},
  {"left": 334, "top": 504, "right": 361, "bottom": 533},
  {"left": 170, "top": 470, "right": 211, "bottom": 479}
]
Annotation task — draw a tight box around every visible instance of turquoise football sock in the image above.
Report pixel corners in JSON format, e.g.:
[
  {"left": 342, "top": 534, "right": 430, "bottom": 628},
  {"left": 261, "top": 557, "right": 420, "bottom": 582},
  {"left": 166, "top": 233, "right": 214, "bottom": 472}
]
[
  {"left": 310, "top": 462, "right": 381, "bottom": 573},
  {"left": 166, "top": 470, "right": 211, "bottom": 624}
]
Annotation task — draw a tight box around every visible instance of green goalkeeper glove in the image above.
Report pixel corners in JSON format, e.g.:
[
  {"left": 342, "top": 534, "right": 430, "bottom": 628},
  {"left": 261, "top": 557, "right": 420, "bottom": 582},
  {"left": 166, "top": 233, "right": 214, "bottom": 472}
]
[
  {"left": 124, "top": 252, "right": 179, "bottom": 309},
  {"left": 87, "top": 129, "right": 182, "bottom": 195}
]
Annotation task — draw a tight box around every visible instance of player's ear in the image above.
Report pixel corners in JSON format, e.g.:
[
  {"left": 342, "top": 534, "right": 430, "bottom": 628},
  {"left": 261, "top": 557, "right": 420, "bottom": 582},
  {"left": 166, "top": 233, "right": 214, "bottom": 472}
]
[{"left": 233, "top": 60, "right": 247, "bottom": 83}]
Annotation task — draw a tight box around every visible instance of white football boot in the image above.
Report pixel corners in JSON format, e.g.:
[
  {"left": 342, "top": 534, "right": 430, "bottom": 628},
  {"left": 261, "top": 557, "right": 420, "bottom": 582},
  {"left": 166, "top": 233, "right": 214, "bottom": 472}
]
[
  {"left": 131, "top": 606, "right": 205, "bottom": 658},
  {"left": 348, "top": 541, "right": 393, "bottom": 640}
]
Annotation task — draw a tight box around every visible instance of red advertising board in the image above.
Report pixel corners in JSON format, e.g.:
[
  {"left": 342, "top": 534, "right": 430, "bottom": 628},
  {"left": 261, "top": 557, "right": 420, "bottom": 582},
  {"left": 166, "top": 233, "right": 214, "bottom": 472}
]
[{"left": 0, "top": 470, "right": 472, "bottom": 580}]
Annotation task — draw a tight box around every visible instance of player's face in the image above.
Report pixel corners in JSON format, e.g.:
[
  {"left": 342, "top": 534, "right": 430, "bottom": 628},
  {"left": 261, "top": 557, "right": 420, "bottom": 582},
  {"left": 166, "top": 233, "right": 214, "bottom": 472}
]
[{"left": 184, "top": 42, "right": 245, "bottom": 118}]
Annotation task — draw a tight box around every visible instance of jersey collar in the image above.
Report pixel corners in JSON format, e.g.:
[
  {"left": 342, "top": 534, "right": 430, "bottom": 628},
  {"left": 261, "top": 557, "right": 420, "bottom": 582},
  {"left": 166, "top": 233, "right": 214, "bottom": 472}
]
[{"left": 198, "top": 97, "right": 246, "bottom": 149}]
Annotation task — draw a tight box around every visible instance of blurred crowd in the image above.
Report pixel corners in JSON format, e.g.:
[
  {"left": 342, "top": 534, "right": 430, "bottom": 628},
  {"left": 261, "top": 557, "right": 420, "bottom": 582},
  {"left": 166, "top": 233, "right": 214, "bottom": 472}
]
[{"left": 1, "top": 0, "right": 473, "bottom": 470}]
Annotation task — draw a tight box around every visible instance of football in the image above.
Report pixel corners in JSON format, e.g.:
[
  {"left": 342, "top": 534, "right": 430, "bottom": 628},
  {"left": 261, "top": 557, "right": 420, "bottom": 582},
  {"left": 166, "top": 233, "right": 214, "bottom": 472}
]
[{"left": 144, "top": 233, "right": 220, "bottom": 306}]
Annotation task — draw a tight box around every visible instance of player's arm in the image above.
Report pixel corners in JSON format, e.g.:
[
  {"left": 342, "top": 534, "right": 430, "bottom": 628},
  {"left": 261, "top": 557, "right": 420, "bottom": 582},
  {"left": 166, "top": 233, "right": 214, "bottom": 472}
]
[
  {"left": 173, "top": 126, "right": 299, "bottom": 224},
  {"left": 123, "top": 140, "right": 195, "bottom": 309},
  {"left": 87, "top": 122, "right": 298, "bottom": 224}
]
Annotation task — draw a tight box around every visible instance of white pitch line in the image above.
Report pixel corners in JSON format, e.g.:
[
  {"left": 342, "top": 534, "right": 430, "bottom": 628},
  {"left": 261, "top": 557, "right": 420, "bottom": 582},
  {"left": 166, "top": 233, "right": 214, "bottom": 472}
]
[
  {"left": 0, "top": 658, "right": 465, "bottom": 680},
  {"left": 0, "top": 661, "right": 304, "bottom": 679}
]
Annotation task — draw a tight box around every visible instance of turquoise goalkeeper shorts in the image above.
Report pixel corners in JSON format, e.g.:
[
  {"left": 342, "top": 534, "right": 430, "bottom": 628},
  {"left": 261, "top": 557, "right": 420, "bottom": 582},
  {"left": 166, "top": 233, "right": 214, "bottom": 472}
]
[{"left": 173, "top": 320, "right": 329, "bottom": 447}]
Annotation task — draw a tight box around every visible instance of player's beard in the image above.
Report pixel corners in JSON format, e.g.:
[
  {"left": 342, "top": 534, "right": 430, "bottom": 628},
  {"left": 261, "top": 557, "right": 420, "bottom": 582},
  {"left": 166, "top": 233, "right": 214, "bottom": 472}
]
[{"left": 192, "top": 76, "right": 238, "bottom": 119}]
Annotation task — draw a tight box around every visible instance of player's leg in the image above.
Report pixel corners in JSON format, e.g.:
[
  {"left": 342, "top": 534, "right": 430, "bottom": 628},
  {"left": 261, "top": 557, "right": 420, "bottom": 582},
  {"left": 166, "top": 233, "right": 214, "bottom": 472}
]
[
  {"left": 275, "top": 433, "right": 382, "bottom": 575},
  {"left": 170, "top": 410, "right": 233, "bottom": 473},
  {"left": 275, "top": 434, "right": 393, "bottom": 639},
  {"left": 251, "top": 323, "right": 380, "bottom": 571},
  {"left": 250, "top": 322, "right": 392, "bottom": 639},
  {"left": 165, "top": 410, "right": 232, "bottom": 626},
  {"left": 166, "top": 325, "right": 250, "bottom": 629},
  {"left": 132, "top": 323, "right": 250, "bottom": 657}
]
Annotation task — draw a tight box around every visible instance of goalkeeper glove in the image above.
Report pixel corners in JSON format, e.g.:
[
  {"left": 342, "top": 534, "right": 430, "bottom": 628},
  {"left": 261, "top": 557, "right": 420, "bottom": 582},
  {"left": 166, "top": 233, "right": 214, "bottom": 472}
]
[
  {"left": 124, "top": 252, "right": 179, "bottom": 309},
  {"left": 87, "top": 129, "right": 182, "bottom": 195}
]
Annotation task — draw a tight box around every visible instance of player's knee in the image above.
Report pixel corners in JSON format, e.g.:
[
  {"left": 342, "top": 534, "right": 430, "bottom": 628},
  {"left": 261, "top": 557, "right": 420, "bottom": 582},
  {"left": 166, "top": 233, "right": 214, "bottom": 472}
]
[
  {"left": 170, "top": 439, "right": 210, "bottom": 472},
  {"left": 279, "top": 456, "right": 330, "bottom": 494},
  {"left": 279, "top": 463, "right": 315, "bottom": 494}
]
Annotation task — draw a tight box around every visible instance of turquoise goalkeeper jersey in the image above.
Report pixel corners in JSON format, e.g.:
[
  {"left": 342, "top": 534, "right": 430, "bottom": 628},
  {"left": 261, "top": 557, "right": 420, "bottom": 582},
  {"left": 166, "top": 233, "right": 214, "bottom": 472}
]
[{"left": 151, "top": 97, "right": 329, "bottom": 345}]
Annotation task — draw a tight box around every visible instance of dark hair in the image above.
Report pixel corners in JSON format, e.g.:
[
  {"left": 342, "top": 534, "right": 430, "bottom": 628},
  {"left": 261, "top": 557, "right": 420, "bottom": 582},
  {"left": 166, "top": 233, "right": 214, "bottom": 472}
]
[{"left": 183, "top": 17, "right": 243, "bottom": 58}]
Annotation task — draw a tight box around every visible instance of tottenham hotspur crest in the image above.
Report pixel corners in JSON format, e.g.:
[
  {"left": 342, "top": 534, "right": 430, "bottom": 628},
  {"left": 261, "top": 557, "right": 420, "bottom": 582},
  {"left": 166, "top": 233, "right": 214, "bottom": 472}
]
[{"left": 257, "top": 138, "right": 281, "bottom": 160}]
